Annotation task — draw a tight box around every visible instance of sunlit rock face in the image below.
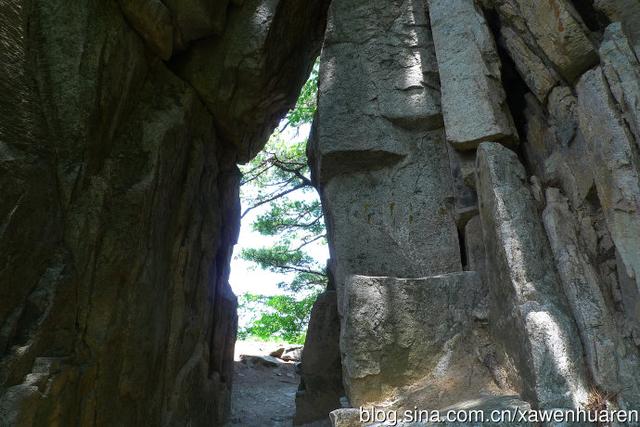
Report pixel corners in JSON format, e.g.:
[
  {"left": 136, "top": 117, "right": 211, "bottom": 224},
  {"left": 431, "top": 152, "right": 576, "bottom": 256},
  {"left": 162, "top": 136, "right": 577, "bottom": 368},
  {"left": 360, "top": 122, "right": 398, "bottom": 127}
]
[
  {"left": 0, "top": 0, "right": 328, "bottom": 425},
  {"left": 305, "top": 0, "right": 640, "bottom": 424},
  {"left": 4, "top": 0, "right": 640, "bottom": 424}
]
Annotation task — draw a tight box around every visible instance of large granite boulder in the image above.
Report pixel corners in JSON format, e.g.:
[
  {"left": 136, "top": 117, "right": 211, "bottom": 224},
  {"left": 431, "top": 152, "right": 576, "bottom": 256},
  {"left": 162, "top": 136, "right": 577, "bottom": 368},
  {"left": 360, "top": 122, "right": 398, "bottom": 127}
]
[
  {"left": 543, "top": 188, "right": 640, "bottom": 408},
  {"left": 493, "top": 0, "right": 597, "bottom": 83},
  {"left": 304, "top": 0, "right": 640, "bottom": 421},
  {"left": 6, "top": 0, "right": 640, "bottom": 424},
  {"left": 0, "top": 0, "right": 329, "bottom": 425},
  {"left": 175, "top": 0, "right": 330, "bottom": 161},
  {"left": 310, "top": 0, "right": 462, "bottom": 316},
  {"left": 577, "top": 66, "right": 640, "bottom": 312},
  {"left": 340, "top": 272, "right": 483, "bottom": 405}
]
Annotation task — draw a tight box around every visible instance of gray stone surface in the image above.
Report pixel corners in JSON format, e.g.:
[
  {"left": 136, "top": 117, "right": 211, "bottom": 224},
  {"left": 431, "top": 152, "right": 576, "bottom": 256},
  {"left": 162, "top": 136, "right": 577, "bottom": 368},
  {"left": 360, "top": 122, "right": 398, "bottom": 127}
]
[
  {"left": 0, "top": 0, "right": 328, "bottom": 425},
  {"left": 522, "top": 87, "right": 594, "bottom": 208},
  {"left": 428, "top": 0, "right": 517, "bottom": 149},
  {"left": 542, "top": 188, "right": 640, "bottom": 408},
  {"left": 595, "top": 0, "right": 640, "bottom": 57},
  {"left": 464, "top": 216, "right": 487, "bottom": 296},
  {"left": 176, "top": 0, "right": 330, "bottom": 161},
  {"left": 311, "top": 0, "right": 462, "bottom": 316},
  {"left": 494, "top": 0, "right": 597, "bottom": 82},
  {"left": 164, "top": 0, "right": 230, "bottom": 46},
  {"left": 330, "top": 396, "right": 533, "bottom": 427},
  {"left": 240, "top": 355, "right": 283, "bottom": 368},
  {"left": 118, "top": 0, "right": 174, "bottom": 59},
  {"left": 330, "top": 408, "right": 361, "bottom": 427},
  {"left": 7, "top": 0, "right": 640, "bottom": 424},
  {"left": 600, "top": 23, "right": 640, "bottom": 151},
  {"left": 319, "top": 129, "right": 462, "bottom": 311},
  {"left": 447, "top": 145, "right": 478, "bottom": 226},
  {"left": 340, "top": 272, "right": 483, "bottom": 405},
  {"left": 295, "top": 291, "right": 343, "bottom": 425},
  {"left": 311, "top": 0, "right": 443, "bottom": 184},
  {"left": 576, "top": 67, "right": 640, "bottom": 304},
  {"left": 476, "top": 142, "right": 589, "bottom": 410},
  {"left": 499, "top": 25, "right": 560, "bottom": 102},
  {"left": 521, "top": 94, "right": 553, "bottom": 180}
]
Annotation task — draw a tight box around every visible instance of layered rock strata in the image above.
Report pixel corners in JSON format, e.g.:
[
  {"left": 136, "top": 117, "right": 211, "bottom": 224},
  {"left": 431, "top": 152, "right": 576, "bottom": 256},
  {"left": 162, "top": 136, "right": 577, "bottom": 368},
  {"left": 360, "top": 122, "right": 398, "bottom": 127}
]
[
  {"left": 303, "top": 0, "right": 640, "bottom": 425},
  {"left": 3, "top": 0, "right": 640, "bottom": 425}
]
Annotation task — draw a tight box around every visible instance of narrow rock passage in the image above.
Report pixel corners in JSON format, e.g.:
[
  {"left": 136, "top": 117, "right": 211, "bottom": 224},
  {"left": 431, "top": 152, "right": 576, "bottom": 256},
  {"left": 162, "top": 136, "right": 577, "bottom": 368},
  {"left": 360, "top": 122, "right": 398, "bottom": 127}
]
[{"left": 226, "top": 341, "right": 301, "bottom": 427}]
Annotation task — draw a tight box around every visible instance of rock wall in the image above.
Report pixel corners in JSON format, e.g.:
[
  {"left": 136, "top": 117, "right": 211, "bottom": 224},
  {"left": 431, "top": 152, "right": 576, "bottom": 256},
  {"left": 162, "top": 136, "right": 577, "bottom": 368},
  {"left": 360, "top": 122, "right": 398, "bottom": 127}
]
[
  {"left": 304, "top": 0, "right": 640, "bottom": 423},
  {"left": 0, "top": 0, "right": 328, "bottom": 425},
  {"left": 4, "top": 0, "right": 640, "bottom": 424}
]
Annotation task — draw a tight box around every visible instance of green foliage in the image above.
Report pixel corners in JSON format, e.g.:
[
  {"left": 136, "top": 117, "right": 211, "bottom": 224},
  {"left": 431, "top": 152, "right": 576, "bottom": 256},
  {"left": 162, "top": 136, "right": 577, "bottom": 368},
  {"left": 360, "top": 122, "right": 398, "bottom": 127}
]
[
  {"left": 284, "top": 61, "right": 319, "bottom": 128},
  {"left": 253, "top": 199, "right": 325, "bottom": 236},
  {"left": 240, "top": 136, "right": 327, "bottom": 294},
  {"left": 237, "top": 293, "right": 318, "bottom": 344},
  {"left": 237, "top": 59, "right": 325, "bottom": 343},
  {"left": 241, "top": 245, "right": 325, "bottom": 293},
  {"left": 241, "top": 135, "right": 309, "bottom": 190}
]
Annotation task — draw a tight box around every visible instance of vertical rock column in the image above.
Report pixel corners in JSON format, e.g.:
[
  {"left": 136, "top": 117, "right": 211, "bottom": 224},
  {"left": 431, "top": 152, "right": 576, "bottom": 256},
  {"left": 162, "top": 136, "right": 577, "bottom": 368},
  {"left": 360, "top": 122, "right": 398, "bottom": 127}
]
[
  {"left": 428, "top": 0, "right": 517, "bottom": 149},
  {"left": 0, "top": 0, "right": 330, "bottom": 425},
  {"left": 573, "top": 24, "right": 640, "bottom": 377},
  {"left": 294, "top": 287, "right": 343, "bottom": 425},
  {"left": 543, "top": 188, "right": 640, "bottom": 408},
  {"left": 476, "top": 142, "right": 589, "bottom": 410},
  {"left": 311, "top": 0, "right": 462, "bottom": 303},
  {"left": 474, "top": 0, "right": 640, "bottom": 411},
  {"left": 428, "top": 0, "right": 517, "bottom": 224},
  {"left": 308, "top": 0, "right": 468, "bottom": 408}
]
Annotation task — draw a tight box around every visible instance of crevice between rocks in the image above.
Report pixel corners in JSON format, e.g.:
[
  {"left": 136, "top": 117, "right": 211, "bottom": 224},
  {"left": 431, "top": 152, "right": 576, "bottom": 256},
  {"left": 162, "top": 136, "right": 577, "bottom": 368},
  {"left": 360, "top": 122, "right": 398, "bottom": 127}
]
[
  {"left": 567, "top": 0, "right": 611, "bottom": 36},
  {"left": 458, "top": 226, "right": 468, "bottom": 270},
  {"left": 483, "top": 6, "right": 536, "bottom": 177}
]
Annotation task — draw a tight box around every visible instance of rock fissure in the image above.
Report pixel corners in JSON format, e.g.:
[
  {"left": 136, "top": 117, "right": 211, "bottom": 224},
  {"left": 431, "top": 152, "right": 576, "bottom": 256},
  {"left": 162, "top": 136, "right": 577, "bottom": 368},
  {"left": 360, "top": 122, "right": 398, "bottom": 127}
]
[{"left": 3, "top": 0, "right": 640, "bottom": 426}]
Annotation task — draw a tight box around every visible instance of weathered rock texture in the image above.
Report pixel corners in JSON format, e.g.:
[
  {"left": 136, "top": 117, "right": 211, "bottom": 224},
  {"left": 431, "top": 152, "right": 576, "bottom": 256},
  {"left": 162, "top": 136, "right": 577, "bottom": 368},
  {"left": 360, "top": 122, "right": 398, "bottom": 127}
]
[
  {"left": 476, "top": 142, "right": 589, "bottom": 409},
  {"left": 4, "top": 0, "right": 640, "bottom": 425},
  {"left": 294, "top": 289, "right": 343, "bottom": 425},
  {"left": 341, "top": 272, "right": 483, "bottom": 405},
  {"left": 302, "top": 0, "right": 640, "bottom": 424},
  {"left": 0, "top": 0, "right": 329, "bottom": 425},
  {"left": 429, "top": 0, "right": 517, "bottom": 149},
  {"left": 310, "top": 0, "right": 461, "bottom": 310}
]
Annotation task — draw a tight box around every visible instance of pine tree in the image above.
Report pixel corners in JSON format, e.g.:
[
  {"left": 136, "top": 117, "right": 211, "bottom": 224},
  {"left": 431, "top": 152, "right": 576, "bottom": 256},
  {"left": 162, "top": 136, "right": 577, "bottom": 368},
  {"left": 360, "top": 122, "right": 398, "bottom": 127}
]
[{"left": 237, "top": 62, "right": 325, "bottom": 343}]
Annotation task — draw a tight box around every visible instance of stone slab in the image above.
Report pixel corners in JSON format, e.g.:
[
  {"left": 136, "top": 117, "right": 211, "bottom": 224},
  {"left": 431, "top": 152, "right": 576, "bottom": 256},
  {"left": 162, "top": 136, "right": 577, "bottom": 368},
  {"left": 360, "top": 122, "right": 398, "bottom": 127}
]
[
  {"left": 476, "top": 142, "right": 589, "bottom": 410},
  {"left": 429, "top": 0, "right": 517, "bottom": 149},
  {"left": 340, "top": 272, "right": 482, "bottom": 405}
]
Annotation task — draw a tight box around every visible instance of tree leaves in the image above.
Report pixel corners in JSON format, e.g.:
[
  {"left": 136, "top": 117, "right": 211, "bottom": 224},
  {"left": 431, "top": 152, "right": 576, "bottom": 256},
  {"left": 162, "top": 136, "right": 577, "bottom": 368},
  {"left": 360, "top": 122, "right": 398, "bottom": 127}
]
[
  {"left": 253, "top": 199, "right": 324, "bottom": 236},
  {"left": 282, "top": 60, "right": 318, "bottom": 129},
  {"left": 237, "top": 59, "right": 325, "bottom": 343},
  {"left": 237, "top": 294, "right": 317, "bottom": 344}
]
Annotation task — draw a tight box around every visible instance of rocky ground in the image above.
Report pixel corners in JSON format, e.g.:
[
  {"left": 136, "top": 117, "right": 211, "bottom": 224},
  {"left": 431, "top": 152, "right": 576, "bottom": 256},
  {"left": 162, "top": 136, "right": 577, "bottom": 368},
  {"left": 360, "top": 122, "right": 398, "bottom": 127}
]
[{"left": 226, "top": 341, "right": 303, "bottom": 427}]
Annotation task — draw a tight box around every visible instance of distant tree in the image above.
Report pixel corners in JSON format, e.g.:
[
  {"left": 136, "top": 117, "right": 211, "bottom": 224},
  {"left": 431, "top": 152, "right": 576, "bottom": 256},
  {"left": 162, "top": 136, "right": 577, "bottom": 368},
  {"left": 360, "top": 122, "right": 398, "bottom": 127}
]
[
  {"left": 237, "top": 61, "right": 326, "bottom": 343},
  {"left": 237, "top": 294, "right": 317, "bottom": 344}
]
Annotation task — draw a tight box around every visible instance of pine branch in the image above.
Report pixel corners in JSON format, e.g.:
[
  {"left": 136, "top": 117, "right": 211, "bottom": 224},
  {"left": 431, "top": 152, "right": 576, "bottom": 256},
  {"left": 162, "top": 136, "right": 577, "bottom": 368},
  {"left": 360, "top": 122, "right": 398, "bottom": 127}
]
[
  {"left": 276, "top": 264, "right": 326, "bottom": 277},
  {"left": 241, "top": 183, "right": 307, "bottom": 218},
  {"left": 293, "top": 234, "right": 326, "bottom": 251}
]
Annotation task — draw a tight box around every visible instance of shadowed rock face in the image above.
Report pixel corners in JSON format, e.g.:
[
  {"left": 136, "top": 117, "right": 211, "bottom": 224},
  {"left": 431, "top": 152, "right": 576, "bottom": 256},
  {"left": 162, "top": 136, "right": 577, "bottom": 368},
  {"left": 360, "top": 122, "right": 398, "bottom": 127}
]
[
  {"left": 4, "top": 0, "right": 640, "bottom": 425},
  {"left": 0, "top": 0, "right": 329, "bottom": 425}
]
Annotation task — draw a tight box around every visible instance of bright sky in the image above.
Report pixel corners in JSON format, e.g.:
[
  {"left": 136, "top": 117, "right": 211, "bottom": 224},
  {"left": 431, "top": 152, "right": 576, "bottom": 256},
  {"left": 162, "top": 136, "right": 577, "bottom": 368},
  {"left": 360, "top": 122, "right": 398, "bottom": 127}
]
[{"left": 229, "top": 123, "right": 329, "bottom": 297}]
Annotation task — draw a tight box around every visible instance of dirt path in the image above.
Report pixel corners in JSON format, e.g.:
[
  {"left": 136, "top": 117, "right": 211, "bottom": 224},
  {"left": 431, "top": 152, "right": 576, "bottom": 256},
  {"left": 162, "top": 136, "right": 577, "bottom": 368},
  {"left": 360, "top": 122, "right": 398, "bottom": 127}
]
[{"left": 225, "top": 341, "right": 301, "bottom": 427}]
